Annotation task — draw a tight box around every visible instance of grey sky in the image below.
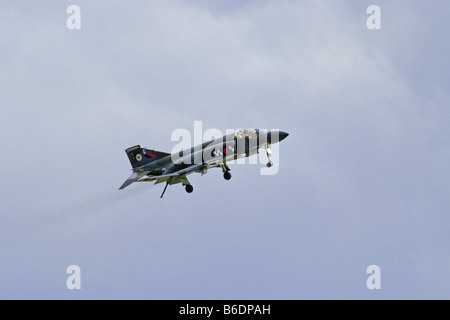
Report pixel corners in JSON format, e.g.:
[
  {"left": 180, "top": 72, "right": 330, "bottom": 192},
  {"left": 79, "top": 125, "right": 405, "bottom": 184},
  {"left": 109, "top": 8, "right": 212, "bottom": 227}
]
[{"left": 0, "top": 1, "right": 448, "bottom": 299}]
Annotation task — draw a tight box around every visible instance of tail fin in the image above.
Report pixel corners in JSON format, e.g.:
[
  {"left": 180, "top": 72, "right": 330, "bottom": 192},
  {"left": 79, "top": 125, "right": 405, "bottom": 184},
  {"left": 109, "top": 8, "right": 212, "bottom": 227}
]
[{"left": 125, "top": 145, "right": 170, "bottom": 169}]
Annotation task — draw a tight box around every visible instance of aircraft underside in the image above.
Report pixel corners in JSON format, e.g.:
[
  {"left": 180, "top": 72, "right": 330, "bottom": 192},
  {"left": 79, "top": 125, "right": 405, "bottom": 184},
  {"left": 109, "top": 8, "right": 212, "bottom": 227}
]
[{"left": 136, "top": 146, "right": 274, "bottom": 198}]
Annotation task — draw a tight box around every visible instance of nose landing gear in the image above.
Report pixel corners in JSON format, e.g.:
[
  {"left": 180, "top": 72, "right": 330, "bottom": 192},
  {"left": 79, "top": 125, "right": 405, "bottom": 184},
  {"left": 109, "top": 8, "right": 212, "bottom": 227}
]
[{"left": 265, "top": 146, "right": 273, "bottom": 167}]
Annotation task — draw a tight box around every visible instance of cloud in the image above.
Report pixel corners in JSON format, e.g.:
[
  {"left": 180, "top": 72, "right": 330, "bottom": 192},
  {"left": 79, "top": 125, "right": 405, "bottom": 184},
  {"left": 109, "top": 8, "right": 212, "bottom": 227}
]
[{"left": 0, "top": 0, "right": 448, "bottom": 299}]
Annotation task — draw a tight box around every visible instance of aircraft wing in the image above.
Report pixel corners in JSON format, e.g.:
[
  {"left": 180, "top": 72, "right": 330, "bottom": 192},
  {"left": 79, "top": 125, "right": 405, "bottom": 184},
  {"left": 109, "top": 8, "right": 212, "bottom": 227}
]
[
  {"left": 144, "top": 163, "right": 207, "bottom": 181},
  {"left": 120, "top": 163, "right": 207, "bottom": 189},
  {"left": 171, "top": 163, "right": 207, "bottom": 175},
  {"left": 119, "top": 160, "right": 226, "bottom": 190}
]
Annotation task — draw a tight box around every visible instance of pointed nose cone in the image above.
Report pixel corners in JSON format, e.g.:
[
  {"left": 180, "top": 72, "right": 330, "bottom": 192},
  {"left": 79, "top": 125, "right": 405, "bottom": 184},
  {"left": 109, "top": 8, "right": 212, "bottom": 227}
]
[
  {"left": 267, "top": 130, "right": 289, "bottom": 144},
  {"left": 279, "top": 131, "right": 289, "bottom": 142}
]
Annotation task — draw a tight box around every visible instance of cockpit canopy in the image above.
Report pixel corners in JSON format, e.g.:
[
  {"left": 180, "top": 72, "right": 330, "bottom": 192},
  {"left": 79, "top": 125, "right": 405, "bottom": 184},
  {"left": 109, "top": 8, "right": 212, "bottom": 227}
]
[{"left": 232, "top": 128, "right": 258, "bottom": 139}]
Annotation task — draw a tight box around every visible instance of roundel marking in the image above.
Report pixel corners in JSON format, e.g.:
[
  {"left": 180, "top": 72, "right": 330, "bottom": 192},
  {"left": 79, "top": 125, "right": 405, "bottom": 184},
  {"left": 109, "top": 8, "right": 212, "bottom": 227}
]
[{"left": 136, "top": 154, "right": 142, "bottom": 161}]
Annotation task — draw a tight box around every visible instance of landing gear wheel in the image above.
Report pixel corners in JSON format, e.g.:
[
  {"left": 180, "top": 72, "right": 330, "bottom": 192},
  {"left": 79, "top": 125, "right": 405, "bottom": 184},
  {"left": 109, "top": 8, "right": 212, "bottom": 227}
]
[
  {"left": 265, "top": 147, "right": 273, "bottom": 168},
  {"left": 223, "top": 171, "right": 232, "bottom": 180},
  {"left": 185, "top": 184, "right": 194, "bottom": 193}
]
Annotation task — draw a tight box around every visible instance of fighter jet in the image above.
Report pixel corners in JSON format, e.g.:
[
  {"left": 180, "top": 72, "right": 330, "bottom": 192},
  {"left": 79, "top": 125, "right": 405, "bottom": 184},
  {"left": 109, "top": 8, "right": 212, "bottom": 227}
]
[{"left": 119, "top": 129, "right": 289, "bottom": 198}]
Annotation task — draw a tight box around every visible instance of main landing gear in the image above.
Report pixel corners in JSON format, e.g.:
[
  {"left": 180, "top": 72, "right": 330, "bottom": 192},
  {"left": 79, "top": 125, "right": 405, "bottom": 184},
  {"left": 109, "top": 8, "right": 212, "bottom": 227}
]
[
  {"left": 160, "top": 177, "right": 194, "bottom": 198},
  {"left": 185, "top": 184, "right": 194, "bottom": 193},
  {"left": 265, "top": 146, "right": 273, "bottom": 167},
  {"left": 221, "top": 163, "right": 232, "bottom": 180},
  {"left": 223, "top": 171, "right": 232, "bottom": 180}
]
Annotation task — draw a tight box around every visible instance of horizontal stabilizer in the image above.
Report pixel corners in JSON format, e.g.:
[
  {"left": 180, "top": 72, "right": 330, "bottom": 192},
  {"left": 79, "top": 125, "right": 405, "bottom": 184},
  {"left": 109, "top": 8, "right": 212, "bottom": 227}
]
[{"left": 119, "top": 170, "right": 151, "bottom": 190}]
